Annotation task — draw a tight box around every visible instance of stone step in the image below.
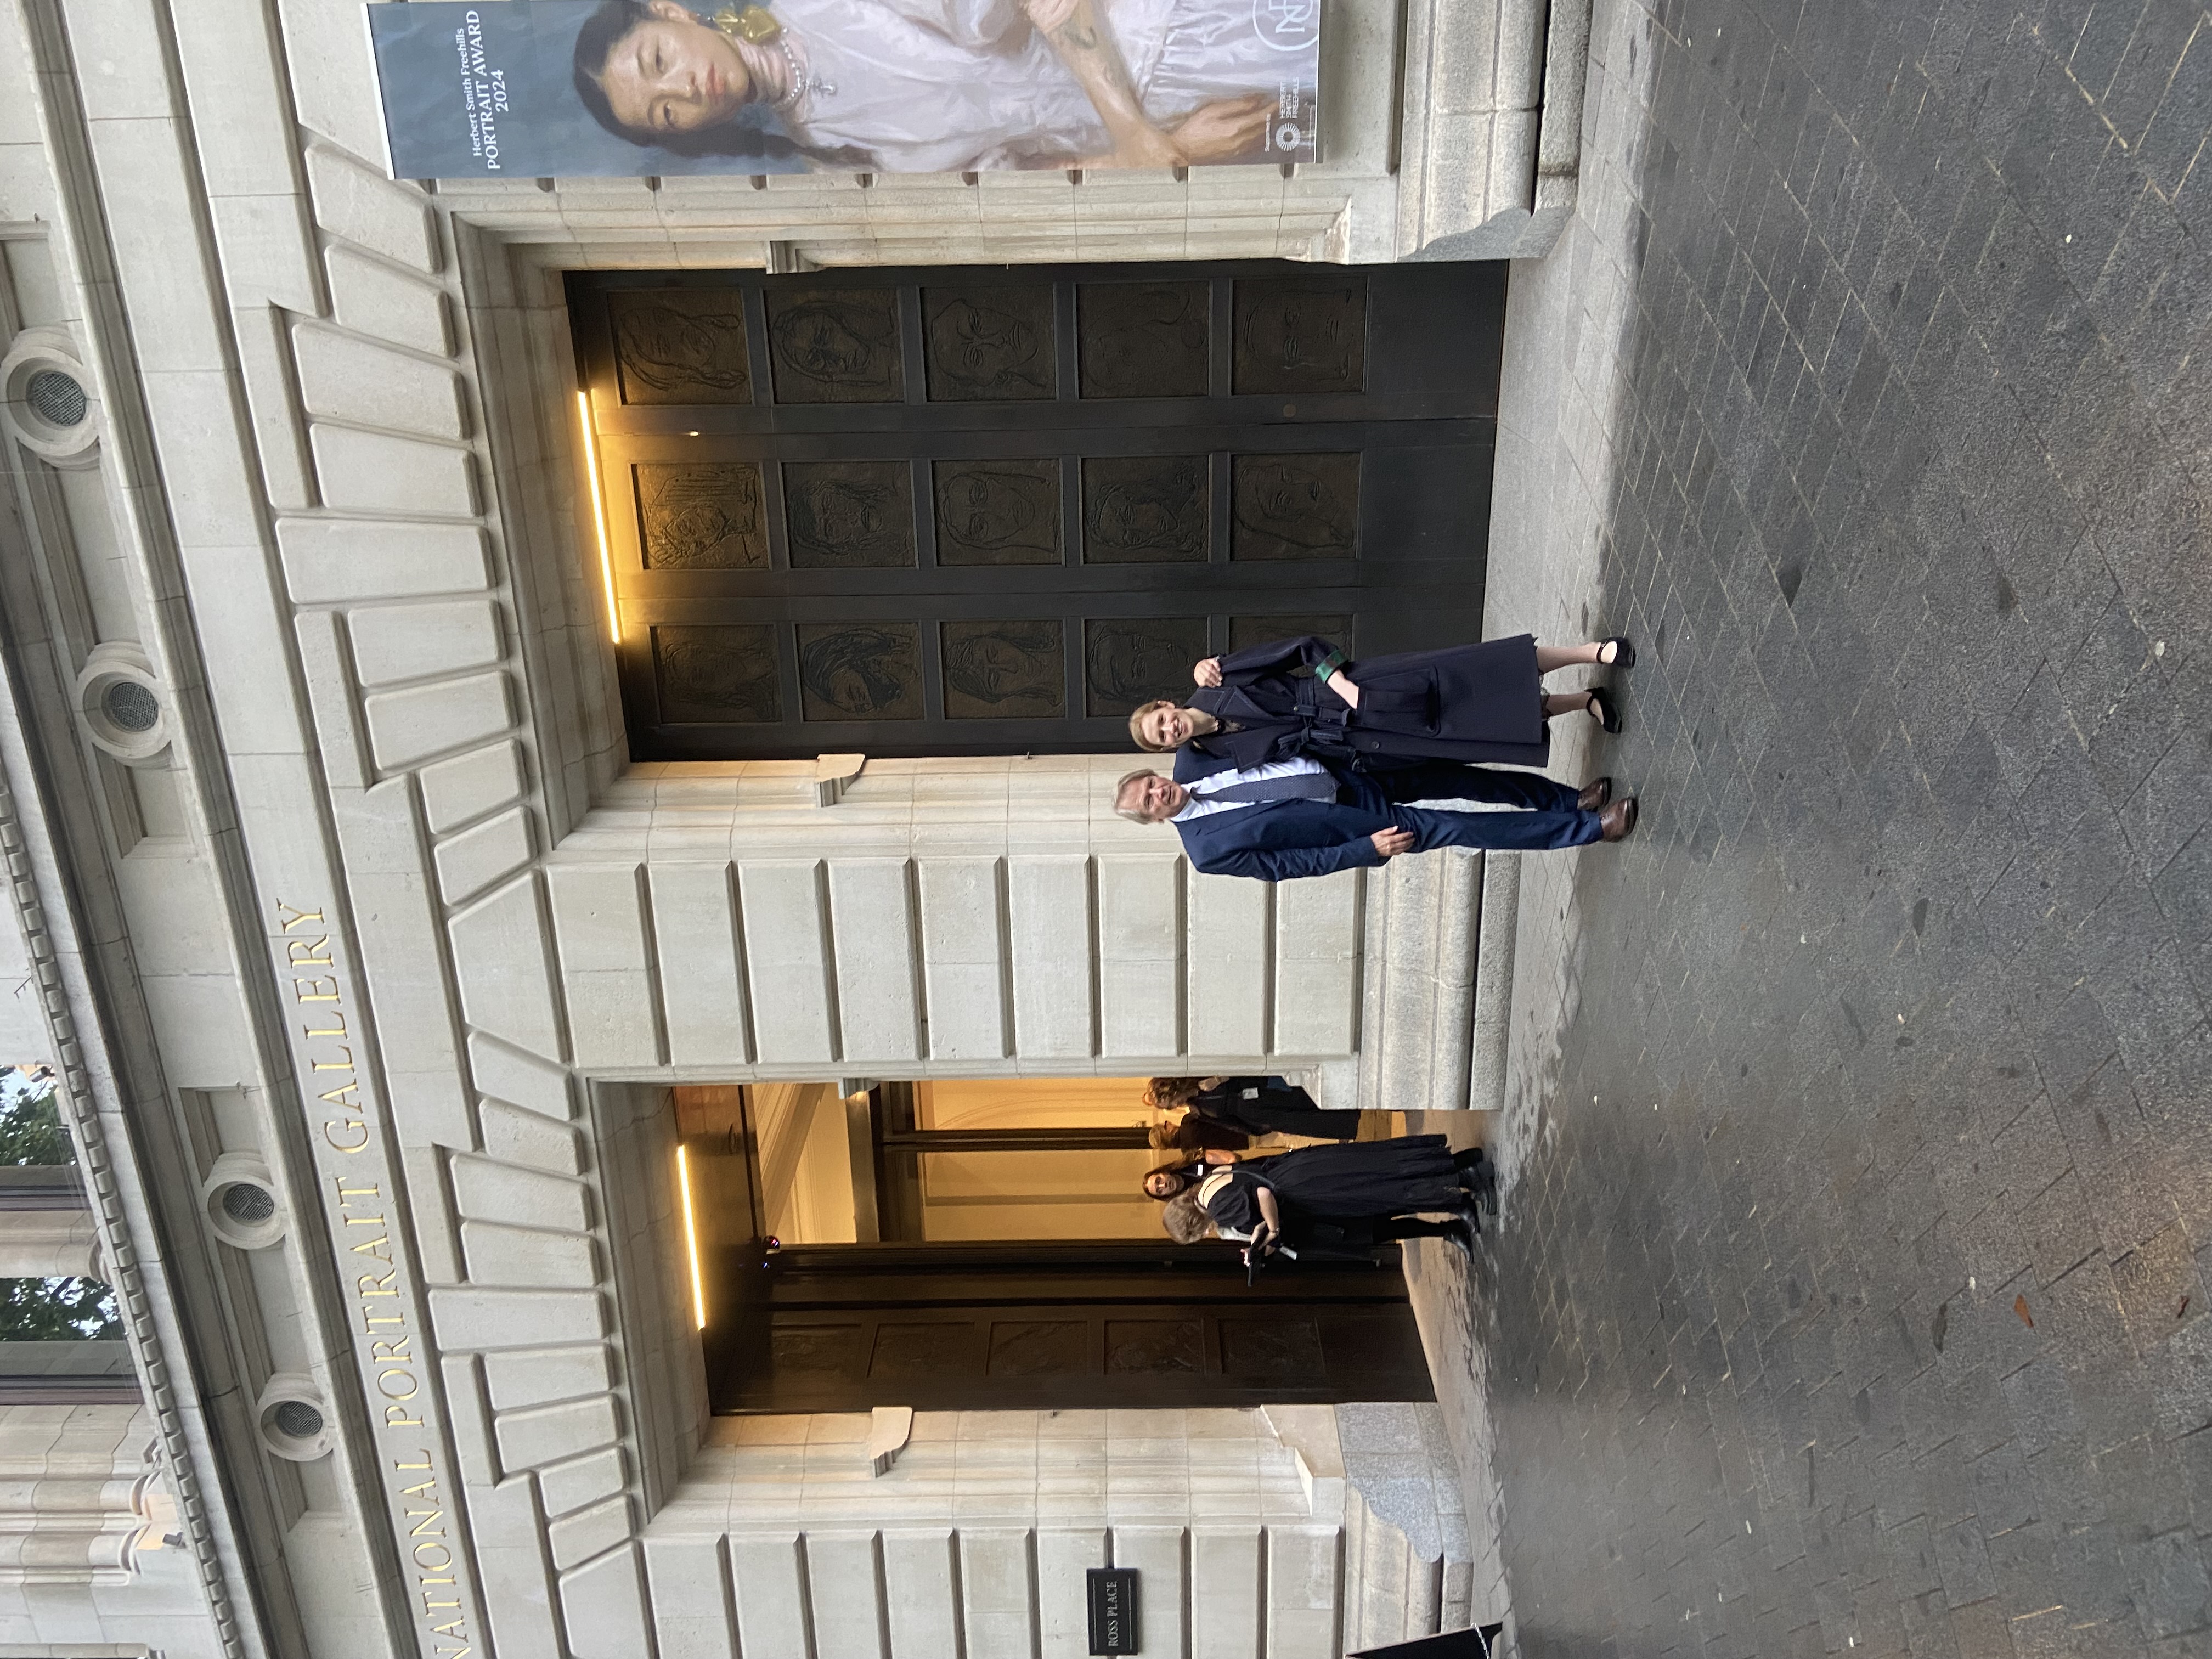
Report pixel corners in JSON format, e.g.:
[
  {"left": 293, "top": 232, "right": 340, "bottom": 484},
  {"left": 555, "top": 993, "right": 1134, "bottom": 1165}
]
[
  {"left": 1468, "top": 849, "right": 1521, "bottom": 1115},
  {"left": 1338, "top": 1402, "right": 1477, "bottom": 1652},
  {"left": 1354, "top": 847, "right": 1523, "bottom": 1116},
  {"left": 1356, "top": 850, "right": 1482, "bottom": 1113}
]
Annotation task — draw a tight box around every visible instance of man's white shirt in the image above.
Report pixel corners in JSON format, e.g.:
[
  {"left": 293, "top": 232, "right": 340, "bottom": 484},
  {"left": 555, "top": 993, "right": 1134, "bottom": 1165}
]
[
  {"left": 1172, "top": 755, "right": 1533, "bottom": 821},
  {"left": 1169, "top": 758, "right": 1333, "bottom": 822}
]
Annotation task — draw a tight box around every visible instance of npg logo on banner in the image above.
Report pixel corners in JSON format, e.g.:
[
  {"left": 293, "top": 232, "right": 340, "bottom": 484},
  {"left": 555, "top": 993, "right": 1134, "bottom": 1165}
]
[{"left": 1255, "top": 0, "right": 1321, "bottom": 51}]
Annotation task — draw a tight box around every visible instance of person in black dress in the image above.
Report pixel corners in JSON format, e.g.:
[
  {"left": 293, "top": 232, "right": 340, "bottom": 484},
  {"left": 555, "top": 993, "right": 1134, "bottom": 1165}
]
[
  {"left": 1127, "top": 632, "right": 1637, "bottom": 770},
  {"left": 1146, "top": 1074, "right": 1359, "bottom": 1142},
  {"left": 1143, "top": 1135, "right": 1491, "bottom": 1262}
]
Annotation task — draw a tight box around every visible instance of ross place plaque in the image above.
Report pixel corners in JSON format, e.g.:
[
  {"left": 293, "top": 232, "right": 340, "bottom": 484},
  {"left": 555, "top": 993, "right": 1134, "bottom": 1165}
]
[{"left": 1086, "top": 1566, "right": 1139, "bottom": 1656}]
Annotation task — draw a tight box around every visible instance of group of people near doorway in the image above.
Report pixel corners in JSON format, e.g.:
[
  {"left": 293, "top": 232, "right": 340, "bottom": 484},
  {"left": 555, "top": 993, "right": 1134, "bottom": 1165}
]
[
  {"left": 1141, "top": 1073, "right": 1493, "bottom": 1262},
  {"left": 1128, "top": 630, "right": 1637, "bottom": 1260},
  {"left": 1112, "top": 629, "right": 1639, "bottom": 882}
]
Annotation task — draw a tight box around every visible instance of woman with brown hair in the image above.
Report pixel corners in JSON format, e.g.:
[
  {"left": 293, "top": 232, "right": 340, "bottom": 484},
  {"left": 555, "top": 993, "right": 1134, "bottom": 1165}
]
[
  {"left": 1144, "top": 1136, "right": 1488, "bottom": 1261},
  {"left": 1145, "top": 1074, "right": 1357, "bottom": 1143}
]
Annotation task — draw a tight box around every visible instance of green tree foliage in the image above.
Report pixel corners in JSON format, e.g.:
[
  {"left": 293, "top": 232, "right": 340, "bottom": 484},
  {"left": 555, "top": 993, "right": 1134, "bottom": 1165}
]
[
  {"left": 0, "top": 1065, "right": 70, "bottom": 1165},
  {"left": 0, "top": 1276, "right": 122, "bottom": 1341},
  {"left": 0, "top": 1065, "right": 116, "bottom": 1340}
]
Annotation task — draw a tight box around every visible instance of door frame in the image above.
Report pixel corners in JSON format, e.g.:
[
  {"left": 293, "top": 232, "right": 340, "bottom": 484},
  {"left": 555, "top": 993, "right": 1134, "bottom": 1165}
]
[
  {"left": 681, "top": 1084, "right": 1434, "bottom": 1414},
  {"left": 567, "top": 259, "right": 1506, "bottom": 761}
]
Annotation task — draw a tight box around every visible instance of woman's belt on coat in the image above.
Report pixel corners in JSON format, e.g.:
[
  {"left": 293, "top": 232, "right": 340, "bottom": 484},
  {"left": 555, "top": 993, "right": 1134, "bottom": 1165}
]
[
  {"left": 1289, "top": 677, "right": 1352, "bottom": 752},
  {"left": 1293, "top": 676, "right": 1350, "bottom": 726}
]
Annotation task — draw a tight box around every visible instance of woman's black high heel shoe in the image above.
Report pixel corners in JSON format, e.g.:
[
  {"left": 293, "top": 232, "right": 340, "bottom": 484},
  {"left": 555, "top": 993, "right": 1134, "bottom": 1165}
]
[
  {"left": 1585, "top": 687, "right": 1623, "bottom": 733},
  {"left": 1598, "top": 636, "right": 1636, "bottom": 668}
]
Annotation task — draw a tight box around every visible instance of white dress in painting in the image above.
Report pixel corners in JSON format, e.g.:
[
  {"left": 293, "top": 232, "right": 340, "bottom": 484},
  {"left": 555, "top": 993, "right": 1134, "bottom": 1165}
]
[{"left": 772, "top": 0, "right": 1305, "bottom": 172}]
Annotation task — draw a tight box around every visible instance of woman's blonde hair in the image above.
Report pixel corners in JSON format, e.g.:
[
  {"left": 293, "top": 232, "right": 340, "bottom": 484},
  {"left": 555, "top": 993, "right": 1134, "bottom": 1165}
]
[
  {"left": 1143, "top": 1076, "right": 1206, "bottom": 1109},
  {"left": 1128, "top": 699, "right": 1177, "bottom": 752},
  {"left": 1160, "top": 1190, "right": 1212, "bottom": 1243}
]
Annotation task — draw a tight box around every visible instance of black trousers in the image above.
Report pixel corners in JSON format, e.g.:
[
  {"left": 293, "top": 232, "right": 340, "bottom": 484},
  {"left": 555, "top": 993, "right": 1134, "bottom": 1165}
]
[
  {"left": 1368, "top": 1216, "right": 1463, "bottom": 1241},
  {"left": 1294, "top": 1215, "right": 1463, "bottom": 1249},
  {"left": 1344, "top": 761, "right": 1604, "bottom": 851}
]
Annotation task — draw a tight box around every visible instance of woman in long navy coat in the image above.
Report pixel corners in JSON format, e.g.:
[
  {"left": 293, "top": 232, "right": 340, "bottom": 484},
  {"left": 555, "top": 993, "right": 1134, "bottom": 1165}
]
[
  {"left": 1144, "top": 1135, "right": 1489, "bottom": 1260},
  {"left": 1129, "top": 632, "right": 1634, "bottom": 770}
]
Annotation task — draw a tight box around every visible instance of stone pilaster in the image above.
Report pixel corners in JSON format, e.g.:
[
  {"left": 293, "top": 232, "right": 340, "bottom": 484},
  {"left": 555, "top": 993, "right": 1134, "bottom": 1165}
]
[{"left": 0, "top": 1403, "right": 165, "bottom": 1586}]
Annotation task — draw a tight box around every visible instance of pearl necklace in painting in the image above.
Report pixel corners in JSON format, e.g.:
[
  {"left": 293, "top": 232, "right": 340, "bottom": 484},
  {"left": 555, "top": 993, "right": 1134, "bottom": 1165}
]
[{"left": 710, "top": 5, "right": 834, "bottom": 108}]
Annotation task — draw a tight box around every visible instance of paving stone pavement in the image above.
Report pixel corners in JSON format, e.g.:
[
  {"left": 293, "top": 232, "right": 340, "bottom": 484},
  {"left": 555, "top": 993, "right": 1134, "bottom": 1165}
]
[{"left": 1458, "top": 0, "right": 2212, "bottom": 1654}]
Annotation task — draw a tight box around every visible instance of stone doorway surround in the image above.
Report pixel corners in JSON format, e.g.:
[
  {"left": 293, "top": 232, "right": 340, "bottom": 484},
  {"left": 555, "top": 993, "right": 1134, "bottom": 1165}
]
[{"left": 0, "top": 0, "right": 1588, "bottom": 1653}]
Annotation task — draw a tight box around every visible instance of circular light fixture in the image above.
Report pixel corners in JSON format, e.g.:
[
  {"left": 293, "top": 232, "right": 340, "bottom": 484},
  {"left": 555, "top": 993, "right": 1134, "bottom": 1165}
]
[
  {"left": 256, "top": 1375, "right": 334, "bottom": 1462},
  {"left": 24, "top": 369, "right": 87, "bottom": 428},
  {"left": 100, "top": 679, "right": 160, "bottom": 733},
  {"left": 202, "top": 1153, "right": 286, "bottom": 1250},
  {"left": 219, "top": 1182, "right": 277, "bottom": 1225},
  {"left": 1, "top": 330, "right": 100, "bottom": 464},
  {"left": 271, "top": 1400, "right": 324, "bottom": 1440},
  {"left": 74, "top": 644, "right": 171, "bottom": 767}
]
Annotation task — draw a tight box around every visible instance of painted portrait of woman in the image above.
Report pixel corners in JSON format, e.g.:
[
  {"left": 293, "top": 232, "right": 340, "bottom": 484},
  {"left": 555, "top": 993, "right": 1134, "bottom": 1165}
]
[
  {"left": 569, "top": 0, "right": 1310, "bottom": 173},
  {"left": 367, "top": 0, "right": 1319, "bottom": 181}
]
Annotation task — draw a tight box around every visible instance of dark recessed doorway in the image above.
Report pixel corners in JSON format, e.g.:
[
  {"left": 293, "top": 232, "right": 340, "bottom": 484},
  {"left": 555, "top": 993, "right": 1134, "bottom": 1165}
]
[
  {"left": 569, "top": 260, "right": 1506, "bottom": 760},
  {"left": 678, "top": 1081, "right": 1436, "bottom": 1414}
]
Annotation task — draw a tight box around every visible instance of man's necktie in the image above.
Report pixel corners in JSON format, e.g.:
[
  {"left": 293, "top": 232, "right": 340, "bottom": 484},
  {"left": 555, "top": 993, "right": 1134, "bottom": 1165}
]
[{"left": 1203, "top": 771, "right": 1338, "bottom": 804}]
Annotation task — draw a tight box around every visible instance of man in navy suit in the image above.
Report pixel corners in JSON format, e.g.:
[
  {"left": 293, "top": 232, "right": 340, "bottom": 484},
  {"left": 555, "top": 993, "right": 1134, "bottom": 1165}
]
[{"left": 1114, "top": 751, "right": 1637, "bottom": 883}]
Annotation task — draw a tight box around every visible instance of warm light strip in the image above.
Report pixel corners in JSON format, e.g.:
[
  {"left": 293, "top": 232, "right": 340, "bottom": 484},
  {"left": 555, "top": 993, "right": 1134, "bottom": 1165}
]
[
  {"left": 577, "top": 391, "right": 620, "bottom": 644},
  {"left": 675, "top": 1144, "right": 707, "bottom": 1330}
]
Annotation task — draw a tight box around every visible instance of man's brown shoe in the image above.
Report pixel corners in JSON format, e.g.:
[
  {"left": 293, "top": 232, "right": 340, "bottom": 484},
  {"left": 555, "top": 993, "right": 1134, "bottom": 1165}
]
[
  {"left": 1578, "top": 777, "right": 1613, "bottom": 811},
  {"left": 1599, "top": 798, "right": 1639, "bottom": 842}
]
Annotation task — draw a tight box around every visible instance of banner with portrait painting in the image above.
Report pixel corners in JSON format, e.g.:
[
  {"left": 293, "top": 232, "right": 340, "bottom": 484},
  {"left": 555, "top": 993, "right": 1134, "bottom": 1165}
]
[{"left": 365, "top": 0, "right": 1322, "bottom": 180}]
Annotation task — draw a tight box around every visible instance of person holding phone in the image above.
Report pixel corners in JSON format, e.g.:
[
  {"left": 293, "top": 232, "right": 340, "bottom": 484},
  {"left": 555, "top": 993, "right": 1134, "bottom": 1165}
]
[{"left": 1142, "top": 1136, "right": 1489, "bottom": 1265}]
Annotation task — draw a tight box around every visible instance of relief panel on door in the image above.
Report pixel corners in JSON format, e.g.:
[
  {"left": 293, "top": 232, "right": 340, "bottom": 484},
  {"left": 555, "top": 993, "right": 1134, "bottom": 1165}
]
[
  {"left": 870, "top": 1323, "right": 981, "bottom": 1380},
  {"left": 1085, "top": 617, "right": 1209, "bottom": 717},
  {"left": 1233, "top": 279, "right": 1368, "bottom": 394},
  {"left": 1232, "top": 454, "right": 1361, "bottom": 560},
  {"left": 636, "top": 462, "right": 768, "bottom": 569},
  {"left": 654, "top": 625, "right": 781, "bottom": 723},
  {"left": 797, "top": 623, "right": 924, "bottom": 722},
  {"left": 766, "top": 288, "right": 904, "bottom": 403},
  {"left": 989, "top": 1321, "right": 1088, "bottom": 1377},
  {"left": 610, "top": 288, "right": 752, "bottom": 405},
  {"left": 1105, "top": 1321, "right": 1204, "bottom": 1376},
  {"left": 943, "top": 620, "right": 1066, "bottom": 719},
  {"left": 1082, "top": 456, "right": 1209, "bottom": 563},
  {"left": 926, "top": 286, "right": 1057, "bottom": 401},
  {"left": 935, "top": 459, "right": 1062, "bottom": 566},
  {"left": 785, "top": 461, "right": 916, "bottom": 568},
  {"left": 1077, "top": 280, "right": 1209, "bottom": 399}
]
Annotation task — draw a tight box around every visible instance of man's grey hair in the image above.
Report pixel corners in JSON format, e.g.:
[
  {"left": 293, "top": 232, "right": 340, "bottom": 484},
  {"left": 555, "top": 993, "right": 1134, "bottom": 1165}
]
[{"left": 1114, "top": 768, "right": 1163, "bottom": 825}]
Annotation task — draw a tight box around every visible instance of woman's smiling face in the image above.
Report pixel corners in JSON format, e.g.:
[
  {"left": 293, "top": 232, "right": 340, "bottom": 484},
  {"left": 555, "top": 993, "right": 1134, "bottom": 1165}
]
[
  {"left": 596, "top": 1, "right": 753, "bottom": 136},
  {"left": 1138, "top": 706, "right": 1197, "bottom": 749}
]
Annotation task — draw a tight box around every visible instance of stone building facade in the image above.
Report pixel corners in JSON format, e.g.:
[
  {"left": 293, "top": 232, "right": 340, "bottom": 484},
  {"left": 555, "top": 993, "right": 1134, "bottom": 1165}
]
[{"left": 0, "top": 0, "right": 1581, "bottom": 1653}]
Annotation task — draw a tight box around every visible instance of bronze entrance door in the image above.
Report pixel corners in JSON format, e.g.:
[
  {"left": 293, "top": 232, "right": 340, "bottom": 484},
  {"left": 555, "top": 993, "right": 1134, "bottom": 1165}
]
[
  {"left": 711, "top": 1243, "right": 1435, "bottom": 1414},
  {"left": 569, "top": 261, "right": 1506, "bottom": 760}
]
